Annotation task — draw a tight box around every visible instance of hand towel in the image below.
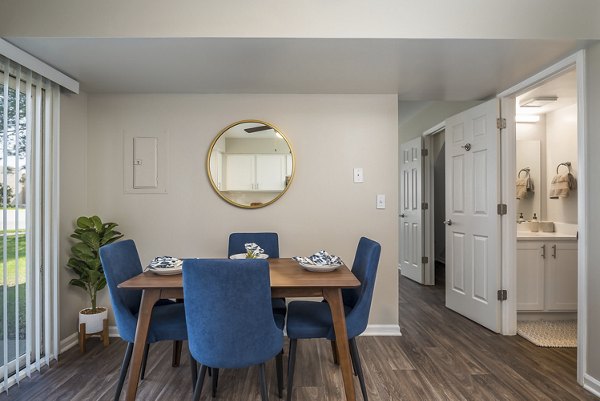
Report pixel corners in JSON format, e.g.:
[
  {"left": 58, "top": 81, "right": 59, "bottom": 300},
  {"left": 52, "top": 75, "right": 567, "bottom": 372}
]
[
  {"left": 516, "top": 178, "right": 528, "bottom": 200},
  {"left": 549, "top": 174, "right": 570, "bottom": 198},
  {"left": 526, "top": 176, "right": 534, "bottom": 192}
]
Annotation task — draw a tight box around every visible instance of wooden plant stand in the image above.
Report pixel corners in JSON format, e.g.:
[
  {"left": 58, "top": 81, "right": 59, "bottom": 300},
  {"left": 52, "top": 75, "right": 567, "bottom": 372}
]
[{"left": 79, "top": 318, "right": 109, "bottom": 353}]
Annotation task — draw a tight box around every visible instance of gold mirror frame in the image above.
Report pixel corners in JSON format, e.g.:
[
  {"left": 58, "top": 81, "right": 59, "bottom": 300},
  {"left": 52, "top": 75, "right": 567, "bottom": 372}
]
[{"left": 206, "top": 119, "right": 295, "bottom": 209}]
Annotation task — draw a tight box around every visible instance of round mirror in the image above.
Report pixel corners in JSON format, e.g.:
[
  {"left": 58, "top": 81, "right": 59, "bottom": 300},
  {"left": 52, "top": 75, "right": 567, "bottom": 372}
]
[{"left": 207, "top": 120, "right": 295, "bottom": 208}]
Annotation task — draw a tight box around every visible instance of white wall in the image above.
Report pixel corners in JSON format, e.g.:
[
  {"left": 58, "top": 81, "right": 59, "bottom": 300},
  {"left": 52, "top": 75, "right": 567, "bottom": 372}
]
[
  {"left": 1, "top": 0, "right": 599, "bottom": 39},
  {"left": 84, "top": 94, "right": 399, "bottom": 329},
  {"left": 59, "top": 90, "right": 89, "bottom": 340},
  {"left": 546, "top": 104, "right": 578, "bottom": 224}
]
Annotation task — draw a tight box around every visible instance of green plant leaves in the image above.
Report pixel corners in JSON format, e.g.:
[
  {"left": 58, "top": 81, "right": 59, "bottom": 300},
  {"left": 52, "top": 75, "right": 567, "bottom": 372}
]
[
  {"left": 67, "top": 215, "right": 124, "bottom": 309},
  {"left": 76, "top": 216, "right": 94, "bottom": 229}
]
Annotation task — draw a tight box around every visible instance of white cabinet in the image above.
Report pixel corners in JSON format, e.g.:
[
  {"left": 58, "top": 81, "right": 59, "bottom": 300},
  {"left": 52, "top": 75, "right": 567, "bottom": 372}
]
[
  {"left": 224, "top": 154, "right": 286, "bottom": 191},
  {"left": 255, "top": 154, "right": 286, "bottom": 190},
  {"left": 225, "top": 154, "right": 255, "bottom": 191},
  {"left": 517, "top": 239, "right": 577, "bottom": 312},
  {"left": 516, "top": 241, "right": 545, "bottom": 311},
  {"left": 545, "top": 242, "right": 578, "bottom": 311}
]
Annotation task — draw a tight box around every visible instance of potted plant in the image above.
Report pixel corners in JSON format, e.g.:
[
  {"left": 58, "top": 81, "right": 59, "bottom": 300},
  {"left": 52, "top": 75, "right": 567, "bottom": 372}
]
[{"left": 67, "top": 216, "right": 123, "bottom": 339}]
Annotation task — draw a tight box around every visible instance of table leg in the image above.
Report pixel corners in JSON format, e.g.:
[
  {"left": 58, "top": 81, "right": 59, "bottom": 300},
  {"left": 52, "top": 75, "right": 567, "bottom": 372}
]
[
  {"left": 323, "top": 288, "right": 356, "bottom": 401},
  {"left": 125, "top": 288, "right": 160, "bottom": 401}
]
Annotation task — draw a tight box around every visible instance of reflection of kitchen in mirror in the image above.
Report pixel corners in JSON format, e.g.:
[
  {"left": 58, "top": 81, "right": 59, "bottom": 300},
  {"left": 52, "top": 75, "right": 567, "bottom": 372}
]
[
  {"left": 208, "top": 120, "right": 294, "bottom": 208},
  {"left": 515, "top": 67, "right": 579, "bottom": 346}
]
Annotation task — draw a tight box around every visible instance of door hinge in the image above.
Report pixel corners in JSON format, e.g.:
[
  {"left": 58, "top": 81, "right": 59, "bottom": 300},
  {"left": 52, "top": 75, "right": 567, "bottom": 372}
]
[
  {"left": 497, "top": 204, "right": 507, "bottom": 215},
  {"left": 422, "top": 256, "right": 429, "bottom": 264},
  {"left": 497, "top": 118, "right": 506, "bottom": 130},
  {"left": 421, "top": 148, "right": 429, "bottom": 157},
  {"left": 422, "top": 202, "right": 429, "bottom": 210},
  {"left": 497, "top": 289, "right": 508, "bottom": 301}
]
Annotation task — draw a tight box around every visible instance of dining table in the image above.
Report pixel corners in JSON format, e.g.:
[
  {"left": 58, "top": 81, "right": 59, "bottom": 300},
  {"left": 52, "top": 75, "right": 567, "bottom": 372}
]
[{"left": 118, "top": 257, "right": 361, "bottom": 401}]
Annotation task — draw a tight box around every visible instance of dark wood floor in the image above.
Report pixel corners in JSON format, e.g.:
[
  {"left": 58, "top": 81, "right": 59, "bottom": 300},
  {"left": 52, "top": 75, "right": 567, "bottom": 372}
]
[{"left": 1, "top": 274, "right": 597, "bottom": 401}]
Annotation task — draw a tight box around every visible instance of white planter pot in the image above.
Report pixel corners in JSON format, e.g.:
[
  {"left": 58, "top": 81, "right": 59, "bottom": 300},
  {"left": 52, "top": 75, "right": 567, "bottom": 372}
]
[{"left": 79, "top": 307, "right": 108, "bottom": 334}]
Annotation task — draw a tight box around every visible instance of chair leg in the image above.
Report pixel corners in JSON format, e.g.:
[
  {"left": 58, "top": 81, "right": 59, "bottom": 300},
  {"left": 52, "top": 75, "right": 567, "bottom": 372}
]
[
  {"left": 276, "top": 349, "right": 284, "bottom": 398},
  {"left": 286, "top": 339, "right": 297, "bottom": 401},
  {"left": 330, "top": 340, "right": 339, "bottom": 365},
  {"left": 140, "top": 343, "right": 150, "bottom": 380},
  {"left": 114, "top": 342, "right": 134, "bottom": 401},
  {"left": 212, "top": 368, "right": 219, "bottom": 397},
  {"left": 259, "top": 362, "right": 269, "bottom": 401},
  {"left": 190, "top": 350, "right": 198, "bottom": 392},
  {"left": 193, "top": 365, "right": 207, "bottom": 401},
  {"left": 172, "top": 340, "right": 183, "bottom": 367},
  {"left": 349, "top": 338, "right": 368, "bottom": 401}
]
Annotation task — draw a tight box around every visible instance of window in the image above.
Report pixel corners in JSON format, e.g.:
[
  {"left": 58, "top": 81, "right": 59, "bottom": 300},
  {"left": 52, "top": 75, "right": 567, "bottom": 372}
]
[{"left": 0, "top": 56, "right": 60, "bottom": 392}]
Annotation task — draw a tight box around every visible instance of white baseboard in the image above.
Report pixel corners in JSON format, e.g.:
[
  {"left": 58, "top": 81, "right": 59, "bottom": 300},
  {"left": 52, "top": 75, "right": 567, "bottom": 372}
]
[
  {"left": 361, "top": 324, "right": 402, "bottom": 336},
  {"left": 60, "top": 332, "right": 79, "bottom": 353},
  {"left": 584, "top": 374, "right": 600, "bottom": 397},
  {"left": 60, "top": 324, "right": 400, "bottom": 355},
  {"left": 60, "top": 326, "right": 121, "bottom": 354}
]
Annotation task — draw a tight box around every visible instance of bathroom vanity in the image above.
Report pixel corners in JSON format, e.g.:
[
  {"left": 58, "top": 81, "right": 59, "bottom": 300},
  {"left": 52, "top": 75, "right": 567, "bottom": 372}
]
[{"left": 517, "top": 226, "right": 577, "bottom": 312}]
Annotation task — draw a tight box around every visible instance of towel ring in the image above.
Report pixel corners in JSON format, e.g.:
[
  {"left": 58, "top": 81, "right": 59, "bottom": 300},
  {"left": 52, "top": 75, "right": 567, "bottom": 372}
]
[
  {"left": 556, "top": 162, "right": 572, "bottom": 174},
  {"left": 518, "top": 167, "right": 530, "bottom": 178}
]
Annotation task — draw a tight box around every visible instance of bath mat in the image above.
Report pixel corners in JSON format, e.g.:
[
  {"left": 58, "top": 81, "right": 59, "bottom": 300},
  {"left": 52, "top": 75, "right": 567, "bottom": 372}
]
[{"left": 517, "top": 320, "right": 577, "bottom": 348}]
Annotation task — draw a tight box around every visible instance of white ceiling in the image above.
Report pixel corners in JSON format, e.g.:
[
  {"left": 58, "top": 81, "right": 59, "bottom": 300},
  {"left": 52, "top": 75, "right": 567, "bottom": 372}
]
[
  {"left": 516, "top": 68, "right": 577, "bottom": 115},
  {"left": 6, "top": 37, "right": 591, "bottom": 100}
]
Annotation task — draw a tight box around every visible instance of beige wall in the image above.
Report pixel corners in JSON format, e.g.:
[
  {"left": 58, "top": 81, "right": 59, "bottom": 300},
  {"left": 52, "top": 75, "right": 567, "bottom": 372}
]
[
  {"left": 83, "top": 94, "right": 399, "bottom": 329},
  {"left": 59, "top": 90, "right": 89, "bottom": 340},
  {"left": 586, "top": 41, "right": 600, "bottom": 381},
  {"left": 1, "top": 0, "right": 599, "bottom": 39}
]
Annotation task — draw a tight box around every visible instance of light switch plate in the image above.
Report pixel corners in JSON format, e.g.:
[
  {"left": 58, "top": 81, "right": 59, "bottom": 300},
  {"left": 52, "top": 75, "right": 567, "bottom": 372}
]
[
  {"left": 353, "top": 168, "right": 364, "bottom": 183},
  {"left": 376, "top": 194, "right": 386, "bottom": 209}
]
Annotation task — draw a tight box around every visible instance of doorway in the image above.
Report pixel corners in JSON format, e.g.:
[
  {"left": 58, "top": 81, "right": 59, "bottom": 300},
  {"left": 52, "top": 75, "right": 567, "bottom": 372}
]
[{"left": 406, "top": 50, "right": 586, "bottom": 385}]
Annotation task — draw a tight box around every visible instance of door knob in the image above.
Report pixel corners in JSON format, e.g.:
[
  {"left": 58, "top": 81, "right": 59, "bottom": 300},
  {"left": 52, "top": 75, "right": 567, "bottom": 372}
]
[
  {"left": 461, "top": 143, "right": 472, "bottom": 151},
  {"left": 400, "top": 214, "right": 406, "bottom": 218},
  {"left": 443, "top": 219, "right": 453, "bottom": 226}
]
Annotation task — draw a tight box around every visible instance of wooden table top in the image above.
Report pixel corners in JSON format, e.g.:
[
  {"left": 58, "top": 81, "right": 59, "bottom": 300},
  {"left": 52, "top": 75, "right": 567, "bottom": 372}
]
[{"left": 118, "top": 258, "right": 360, "bottom": 290}]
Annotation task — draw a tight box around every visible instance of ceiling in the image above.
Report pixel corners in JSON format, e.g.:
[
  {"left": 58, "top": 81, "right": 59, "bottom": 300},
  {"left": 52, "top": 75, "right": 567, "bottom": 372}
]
[
  {"left": 5, "top": 37, "right": 591, "bottom": 100},
  {"left": 516, "top": 68, "right": 577, "bottom": 115}
]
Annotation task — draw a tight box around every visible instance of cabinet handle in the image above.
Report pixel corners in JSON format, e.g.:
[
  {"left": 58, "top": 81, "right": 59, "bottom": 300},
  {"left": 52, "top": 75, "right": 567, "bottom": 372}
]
[
  {"left": 552, "top": 244, "right": 557, "bottom": 259},
  {"left": 541, "top": 244, "right": 546, "bottom": 259}
]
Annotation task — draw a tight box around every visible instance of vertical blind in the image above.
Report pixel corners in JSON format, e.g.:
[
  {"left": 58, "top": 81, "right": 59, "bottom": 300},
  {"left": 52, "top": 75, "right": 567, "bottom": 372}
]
[{"left": 0, "top": 55, "right": 60, "bottom": 393}]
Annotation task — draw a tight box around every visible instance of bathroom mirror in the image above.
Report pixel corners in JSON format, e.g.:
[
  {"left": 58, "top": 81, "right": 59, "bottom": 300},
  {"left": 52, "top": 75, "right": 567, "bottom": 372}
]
[
  {"left": 207, "top": 120, "right": 295, "bottom": 208},
  {"left": 516, "top": 140, "right": 541, "bottom": 221}
]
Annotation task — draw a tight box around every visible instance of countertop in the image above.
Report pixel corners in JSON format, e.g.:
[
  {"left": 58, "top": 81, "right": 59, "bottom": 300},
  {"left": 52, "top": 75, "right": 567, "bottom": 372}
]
[{"left": 517, "top": 231, "right": 577, "bottom": 241}]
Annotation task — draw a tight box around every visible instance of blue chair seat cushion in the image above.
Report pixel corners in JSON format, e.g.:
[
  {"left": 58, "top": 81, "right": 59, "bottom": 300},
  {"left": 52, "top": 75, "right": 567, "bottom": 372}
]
[
  {"left": 271, "top": 298, "right": 287, "bottom": 316},
  {"left": 273, "top": 312, "right": 286, "bottom": 331},
  {"left": 286, "top": 300, "right": 352, "bottom": 340},
  {"left": 132, "top": 303, "right": 188, "bottom": 343}
]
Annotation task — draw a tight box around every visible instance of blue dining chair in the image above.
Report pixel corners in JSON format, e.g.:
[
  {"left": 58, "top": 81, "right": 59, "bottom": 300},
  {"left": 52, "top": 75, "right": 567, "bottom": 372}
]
[
  {"left": 285, "top": 237, "right": 381, "bottom": 401},
  {"left": 228, "top": 232, "right": 287, "bottom": 316},
  {"left": 99, "top": 239, "right": 191, "bottom": 401},
  {"left": 183, "top": 259, "right": 284, "bottom": 401}
]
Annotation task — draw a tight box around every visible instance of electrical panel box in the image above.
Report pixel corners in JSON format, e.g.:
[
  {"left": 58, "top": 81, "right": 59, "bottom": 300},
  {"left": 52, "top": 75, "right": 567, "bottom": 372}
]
[
  {"left": 133, "top": 137, "right": 158, "bottom": 188},
  {"left": 123, "top": 131, "right": 168, "bottom": 194}
]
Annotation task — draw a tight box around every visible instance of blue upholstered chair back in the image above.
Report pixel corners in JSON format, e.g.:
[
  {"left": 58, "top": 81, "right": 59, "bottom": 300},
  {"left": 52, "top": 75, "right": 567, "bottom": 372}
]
[
  {"left": 337, "top": 237, "right": 381, "bottom": 339},
  {"left": 228, "top": 232, "right": 279, "bottom": 258},
  {"left": 182, "top": 259, "right": 283, "bottom": 369},
  {"left": 98, "top": 239, "right": 144, "bottom": 343}
]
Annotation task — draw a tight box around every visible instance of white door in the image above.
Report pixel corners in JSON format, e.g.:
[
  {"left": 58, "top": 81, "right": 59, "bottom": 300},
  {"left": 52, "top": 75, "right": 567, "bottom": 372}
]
[
  {"left": 399, "top": 137, "right": 424, "bottom": 283},
  {"left": 445, "top": 99, "right": 501, "bottom": 332}
]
